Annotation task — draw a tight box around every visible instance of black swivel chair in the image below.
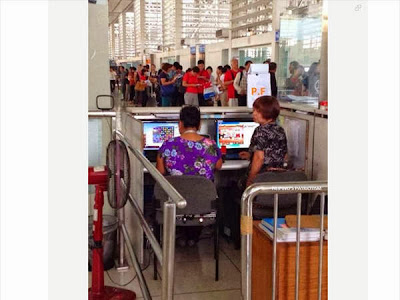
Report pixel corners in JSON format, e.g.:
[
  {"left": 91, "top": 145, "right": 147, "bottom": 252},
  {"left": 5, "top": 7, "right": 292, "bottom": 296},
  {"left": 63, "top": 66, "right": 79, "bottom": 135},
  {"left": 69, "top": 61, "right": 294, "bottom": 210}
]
[
  {"left": 153, "top": 175, "right": 220, "bottom": 281},
  {"left": 232, "top": 170, "right": 308, "bottom": 248}
]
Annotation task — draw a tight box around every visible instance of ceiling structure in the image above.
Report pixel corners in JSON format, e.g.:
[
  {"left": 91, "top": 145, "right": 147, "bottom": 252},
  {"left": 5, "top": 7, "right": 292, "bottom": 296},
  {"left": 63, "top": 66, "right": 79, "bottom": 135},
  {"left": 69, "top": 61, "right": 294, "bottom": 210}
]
[{"left": 108, "top": 0, "right": 132, "bottom": 25}]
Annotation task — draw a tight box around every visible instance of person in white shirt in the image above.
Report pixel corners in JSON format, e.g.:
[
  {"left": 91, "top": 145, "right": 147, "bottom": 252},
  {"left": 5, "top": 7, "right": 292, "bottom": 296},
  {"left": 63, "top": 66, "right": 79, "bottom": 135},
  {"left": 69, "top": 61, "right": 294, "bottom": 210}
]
[
  {"left": 234, "top": 60, "right": 252, "bottom": 106},
  {"left": 109, "top": 67, "right": 117, "bottom": 93}
]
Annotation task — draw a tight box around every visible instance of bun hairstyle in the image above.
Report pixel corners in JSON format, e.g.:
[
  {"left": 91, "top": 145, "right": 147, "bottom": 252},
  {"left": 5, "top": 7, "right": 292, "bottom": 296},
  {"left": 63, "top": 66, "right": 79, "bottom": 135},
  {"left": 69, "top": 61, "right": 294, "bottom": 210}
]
[{"left": 180, "top": 105, "right": 201, "bottom": 129}]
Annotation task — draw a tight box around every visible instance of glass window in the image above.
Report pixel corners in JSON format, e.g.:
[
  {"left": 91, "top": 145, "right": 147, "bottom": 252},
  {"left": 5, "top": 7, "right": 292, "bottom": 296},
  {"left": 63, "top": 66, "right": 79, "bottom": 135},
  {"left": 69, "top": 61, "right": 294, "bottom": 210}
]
[
  {"left": 238, "top": 46, "right": 272, "bottom": 66},
  {"left": 276, "top": 2, "right": 327, "bottom": 108}
]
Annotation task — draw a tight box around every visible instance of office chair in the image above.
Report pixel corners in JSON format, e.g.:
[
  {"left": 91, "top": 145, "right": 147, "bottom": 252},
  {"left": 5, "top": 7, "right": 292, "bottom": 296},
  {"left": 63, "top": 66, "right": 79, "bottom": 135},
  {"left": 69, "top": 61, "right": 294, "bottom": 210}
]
[
  {"left": 153, "top": 175, "right": 220, "bottom": 281},
  {"left": 232, "top": 170, "right": 308, "bottom": 248}
]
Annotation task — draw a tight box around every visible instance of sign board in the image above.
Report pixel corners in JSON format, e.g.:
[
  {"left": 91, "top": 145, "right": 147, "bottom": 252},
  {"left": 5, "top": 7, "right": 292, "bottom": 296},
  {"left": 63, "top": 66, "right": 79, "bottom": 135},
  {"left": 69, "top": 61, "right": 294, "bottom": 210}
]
[
  {"left": 249, "top": 63, "right": 269, "bottom": 74},
  {"left": 190, "top": 46, "right": 196, "bottom": 55},
  {"left": 199, "top": 44, "right": 205, "bottom": 54},
  {"left": 247, "top": 64, "right": 271, "bottom": 108}
]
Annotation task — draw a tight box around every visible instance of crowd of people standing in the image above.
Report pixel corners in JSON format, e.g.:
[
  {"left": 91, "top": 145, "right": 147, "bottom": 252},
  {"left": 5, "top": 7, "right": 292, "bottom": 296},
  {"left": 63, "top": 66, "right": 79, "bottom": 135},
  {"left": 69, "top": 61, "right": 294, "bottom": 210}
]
[
  {"left": 284, "top": 60, "right": 320, "bottom": 97},
  {"left": 110, "top": 58, "right": 281, "bottom": 107}
]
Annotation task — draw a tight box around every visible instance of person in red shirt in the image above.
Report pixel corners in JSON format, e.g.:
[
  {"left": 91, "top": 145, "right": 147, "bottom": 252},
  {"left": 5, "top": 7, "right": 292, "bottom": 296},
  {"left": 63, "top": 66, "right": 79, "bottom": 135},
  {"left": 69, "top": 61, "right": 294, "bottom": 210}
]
[
  {"left": 223, "top": 58, "right": 240, "bottom": 106},
  {"left": 136, "top": 68, "right": 149, "bottom": 107},
  {"left": 196, "top": 60, "right": 210, "bottom": 106},
  {"left": 183, "top": 67, "right": 201, "bottom": 106}
]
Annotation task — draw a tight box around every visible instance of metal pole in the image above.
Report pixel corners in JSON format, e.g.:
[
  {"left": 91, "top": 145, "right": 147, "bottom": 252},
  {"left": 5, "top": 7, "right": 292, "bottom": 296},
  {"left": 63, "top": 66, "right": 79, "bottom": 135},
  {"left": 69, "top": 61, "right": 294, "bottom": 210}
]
[
  {"left": 121, "top": 224, "right": 152, "bottom": 300},
  {"left": 115, "top": 112, "right": 127, "bottom": 269},
  {"left": 241, "top": 192, "right": 256, "bottom": 300},
  {"left": 88, "top": 111, "right": 117, "bottom": 118},
  {"left": 272, "top": 194, "right": 279, "bottom": 300},
  {"left": 295, "top": 193, "right": 302, "bottom": 300},
  {"left": 318, "top": 192, "right": 326, "bottom": 300},
  {"left": 128, "top": 194, "right": 163, "bottom": 265},
  {"left": 162, "top": 199, "right": 177, "bottom": 300},
  {"left": 240, "top": 182, "right": 327, "bottom": 300}
]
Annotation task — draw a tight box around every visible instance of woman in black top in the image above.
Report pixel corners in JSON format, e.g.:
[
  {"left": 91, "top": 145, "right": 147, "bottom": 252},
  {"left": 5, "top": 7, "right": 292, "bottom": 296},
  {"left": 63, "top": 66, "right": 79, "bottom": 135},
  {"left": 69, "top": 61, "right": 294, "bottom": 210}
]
[{"left": 239, "top": 96, "right": 288, "bottom": 187}]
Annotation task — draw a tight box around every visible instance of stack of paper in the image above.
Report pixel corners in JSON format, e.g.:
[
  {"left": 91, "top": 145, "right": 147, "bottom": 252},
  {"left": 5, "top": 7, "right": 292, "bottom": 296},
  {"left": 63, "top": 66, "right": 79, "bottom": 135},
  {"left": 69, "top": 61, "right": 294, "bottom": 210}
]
[{"left": 259, "top": 218, "right": 321, "bottom": 242}]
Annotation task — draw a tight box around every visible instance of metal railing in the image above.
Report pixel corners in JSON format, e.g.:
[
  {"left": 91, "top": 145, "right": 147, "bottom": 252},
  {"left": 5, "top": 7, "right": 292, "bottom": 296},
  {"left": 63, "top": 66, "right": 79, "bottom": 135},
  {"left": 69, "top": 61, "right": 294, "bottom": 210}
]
[
  {"left": 88, "top": 111, "right": 327, "bottom": 300},
  {"left": 240, "top": 181, "right": 328, "bottom": 300},
  {"left": 88, "top": 111, "right": 116, "bottom": 118},
  {"left": 116, "top": 130, "right": 187, "bottom": 300}
]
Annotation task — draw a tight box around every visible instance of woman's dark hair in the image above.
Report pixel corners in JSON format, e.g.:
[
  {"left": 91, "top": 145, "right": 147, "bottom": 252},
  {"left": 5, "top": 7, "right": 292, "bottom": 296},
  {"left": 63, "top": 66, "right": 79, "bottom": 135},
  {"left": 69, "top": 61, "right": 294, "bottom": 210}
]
[
  {"left": 253, "top": 96, "right": 280, "bottom": 121},
  {"left": 180, "top": 105, "right": 201, "bottom": 129},
  {"left": 224, "top": 64, "right": 231, "bottom": 70},
  {"left": 192, "top": 66, "right": 200, "bottom": 73},
  {"left": 162, "top": 63, "right": 172, "bottom": 72},
  {"left": 269, "top": 62, "right": 277, "bottom": 71},
  {"left": 217, "top": 66, "right": 223, "bottom": 71},
  {"left": 206, "top": 66, "right": 213, "bottom": 72}
]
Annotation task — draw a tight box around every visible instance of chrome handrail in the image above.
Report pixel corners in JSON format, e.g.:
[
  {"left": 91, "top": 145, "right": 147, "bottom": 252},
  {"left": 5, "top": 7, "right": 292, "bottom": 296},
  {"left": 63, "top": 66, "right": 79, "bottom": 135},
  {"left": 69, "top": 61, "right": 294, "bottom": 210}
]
[
  {"left": 116, "top": 129, "right": 187, "bottom": 300},
  {"left": 127, "top": 192, "right": 163, "bottom": 265},
  {"left": 240, "top": 181, "right": 328, "bottom": 300},
  {"left": 89, "top": 113, "right": 184, "bottom": 300},
  {"left": 88, "top": 110, "right": 116, "bottom": 118},
  {"left": 121, "top": 224, "right": 152, "bottom": 300}
]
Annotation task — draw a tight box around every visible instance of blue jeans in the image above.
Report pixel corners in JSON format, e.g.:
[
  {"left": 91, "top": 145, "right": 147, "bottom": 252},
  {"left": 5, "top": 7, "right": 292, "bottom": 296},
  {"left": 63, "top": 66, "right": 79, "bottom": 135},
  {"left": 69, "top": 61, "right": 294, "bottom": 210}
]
[{"left": 161, "top": 96, "right": 171, "bottom": 107}]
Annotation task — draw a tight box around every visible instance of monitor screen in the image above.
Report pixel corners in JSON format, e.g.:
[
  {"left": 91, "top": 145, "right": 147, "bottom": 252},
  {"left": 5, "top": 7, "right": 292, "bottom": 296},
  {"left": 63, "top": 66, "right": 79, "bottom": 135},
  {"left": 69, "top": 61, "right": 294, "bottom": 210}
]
[
  {"left": 143, "top": 122, "right": 180, "bottom": 150},
  {"left": 216, "top": 121, "right": 259, "bottom": 149}
]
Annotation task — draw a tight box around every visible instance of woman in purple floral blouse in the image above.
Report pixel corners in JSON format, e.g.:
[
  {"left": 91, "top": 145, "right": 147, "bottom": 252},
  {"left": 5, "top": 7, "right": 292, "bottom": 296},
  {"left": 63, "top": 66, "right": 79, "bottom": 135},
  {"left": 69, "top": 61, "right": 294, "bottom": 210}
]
[
  {"left": 156, "top": 105, "right": 223, "bottom": 180},
  {"left": 156, "top": 105, "right": 222, "bottom": 247}
]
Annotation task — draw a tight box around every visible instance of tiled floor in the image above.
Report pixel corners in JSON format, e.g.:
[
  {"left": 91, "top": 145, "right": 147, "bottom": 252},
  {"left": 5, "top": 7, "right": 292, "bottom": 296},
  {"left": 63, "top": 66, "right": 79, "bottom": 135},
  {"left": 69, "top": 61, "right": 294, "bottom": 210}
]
[{"left": 89, "top": 236, "right": 242, "bottom": 299}]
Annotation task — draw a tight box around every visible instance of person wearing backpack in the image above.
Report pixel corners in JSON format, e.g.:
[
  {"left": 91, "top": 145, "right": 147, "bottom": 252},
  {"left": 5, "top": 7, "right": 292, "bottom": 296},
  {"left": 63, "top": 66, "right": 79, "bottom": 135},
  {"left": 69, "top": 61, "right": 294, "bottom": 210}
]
[{"left": 234, "top": 60, "right": 252, "bottom": 107}]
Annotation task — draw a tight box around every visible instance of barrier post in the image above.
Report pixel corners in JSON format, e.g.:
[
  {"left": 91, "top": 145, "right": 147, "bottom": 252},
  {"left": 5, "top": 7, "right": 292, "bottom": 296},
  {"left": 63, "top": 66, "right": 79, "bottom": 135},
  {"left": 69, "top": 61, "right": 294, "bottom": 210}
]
[
  {"left": 318, "top": 192, "right": 326, "bottom": 300},
  {"left": 162, "top": 199, "right": 177, "bottom": 300},
  {"left": 295, "top": 193, "right": 302, "bottom": 300}
]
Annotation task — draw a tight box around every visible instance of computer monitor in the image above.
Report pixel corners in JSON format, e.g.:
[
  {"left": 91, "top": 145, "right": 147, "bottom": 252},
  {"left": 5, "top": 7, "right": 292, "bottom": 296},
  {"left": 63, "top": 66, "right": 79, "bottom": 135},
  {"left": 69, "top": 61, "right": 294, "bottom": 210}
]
[
  {"left": 143, "top": 121, "right": 180, "bottom": 150},
  {"left": 216, "top": 120, "right": 259, "bottom": 149}
]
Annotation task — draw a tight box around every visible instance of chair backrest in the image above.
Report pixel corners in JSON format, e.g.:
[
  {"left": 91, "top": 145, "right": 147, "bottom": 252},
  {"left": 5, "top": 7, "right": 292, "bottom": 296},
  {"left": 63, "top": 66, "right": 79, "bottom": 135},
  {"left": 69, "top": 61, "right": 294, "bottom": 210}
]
[
  {"left": 154, "top": 175, "right": 218, "bottom": 215},
  {"left": 253, "top": 171, "right": 307, "bottom": 208}
]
